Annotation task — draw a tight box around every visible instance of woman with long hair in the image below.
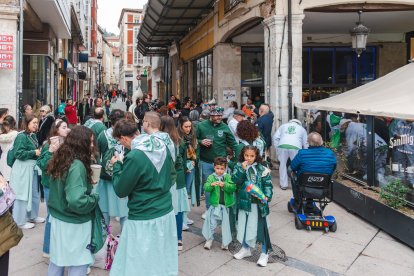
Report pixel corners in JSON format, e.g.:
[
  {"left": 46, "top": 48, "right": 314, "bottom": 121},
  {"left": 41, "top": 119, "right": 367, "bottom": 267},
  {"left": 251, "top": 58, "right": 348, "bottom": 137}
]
[
  {"left": 177, "top": 116, "right": 198, "bottom": 228},
  {"left": 0, "top": 116, "right": 18, "bottom": 181},
  {"left": 228, "top": 120, "right": 266, "bottom": 170},
  {"left": 37, "top": 105, "right": 55, "bottom": 146},
  {"left": 37, "top": 119, "right": 71, "bottom": 257},
  {"left": 46, "top": 126, "right": 99, "bottom": 275},
  {"left": 10, "top": 115, "right": 44, "bottom": 229},
  {"left": 160, "top": 116, "right": 190, "bottom": 251}
]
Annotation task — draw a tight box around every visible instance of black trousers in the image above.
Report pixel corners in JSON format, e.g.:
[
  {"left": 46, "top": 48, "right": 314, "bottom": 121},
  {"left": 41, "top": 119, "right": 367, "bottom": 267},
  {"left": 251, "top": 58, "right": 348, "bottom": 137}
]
[{"left": 0, "top": 251, "right": 9, "bottom": 276}]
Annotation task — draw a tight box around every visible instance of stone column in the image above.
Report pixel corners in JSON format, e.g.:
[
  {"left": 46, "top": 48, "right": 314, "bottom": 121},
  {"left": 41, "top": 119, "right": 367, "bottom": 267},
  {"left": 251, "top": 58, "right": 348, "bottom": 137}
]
[
  {"left": 213, "top": 43, "right": 241, "bottom": 108},
  {"left": 263, "top": 12, "right": 304, "bottom": 128},
  {"left": 0, "top": 3, "right": 19, "bottom": 118}
]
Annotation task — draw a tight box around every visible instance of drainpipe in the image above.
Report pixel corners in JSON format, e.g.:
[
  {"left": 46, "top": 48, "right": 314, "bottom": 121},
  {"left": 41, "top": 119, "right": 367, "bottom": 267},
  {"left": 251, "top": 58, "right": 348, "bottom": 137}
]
[
  {"left": 287, "top": 0, "right": 293, "bottom": 120},
  {"left": 16, "top": 0, "right": 24, "bottom": 120},
  {"left": 262, "top": 22, "right": 271, "bottom": 105}
]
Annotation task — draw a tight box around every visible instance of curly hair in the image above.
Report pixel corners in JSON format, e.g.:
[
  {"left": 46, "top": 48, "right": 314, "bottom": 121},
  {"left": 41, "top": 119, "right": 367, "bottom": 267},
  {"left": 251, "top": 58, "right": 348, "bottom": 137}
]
[
  {"left": 236, "top": 120, "right": 259, "bottom": 143},
  {"left": 238, "top": 145, "right": 263, "bottom": 164},
  {"left": 47, "top": 125, "right": 95, "bottom": 183}
]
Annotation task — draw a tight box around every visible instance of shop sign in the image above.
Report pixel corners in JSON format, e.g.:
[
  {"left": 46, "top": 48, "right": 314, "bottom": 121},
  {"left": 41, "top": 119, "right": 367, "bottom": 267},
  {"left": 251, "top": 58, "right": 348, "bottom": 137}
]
[
  {"left": 0, "top": 62, "right": 13, "bottom": 69},
  {"left": 0, "top": 44, "right": 13, "bottom": 51},
  {"left": 0, "top": 53, "right": 13, "bottom": 60},
  {"left": 223, "top": 89, "right": 237, "bottom": 101},
  {"left": 0, "top": 35, "right": 13, "bottom": 42}
]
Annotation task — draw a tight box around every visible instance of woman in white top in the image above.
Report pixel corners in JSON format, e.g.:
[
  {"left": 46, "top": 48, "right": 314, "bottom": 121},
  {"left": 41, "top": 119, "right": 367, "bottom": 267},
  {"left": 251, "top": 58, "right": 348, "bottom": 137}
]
[
  {"left": 223, "top": 101, "right": 238, "bottom": 121},
  {"left": 0, "top": 115, "right": 18, "bottom": 181}
]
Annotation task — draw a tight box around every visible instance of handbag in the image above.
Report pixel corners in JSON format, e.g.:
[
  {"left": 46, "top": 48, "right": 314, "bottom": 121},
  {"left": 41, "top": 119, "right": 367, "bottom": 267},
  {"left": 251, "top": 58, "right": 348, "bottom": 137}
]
[
  {"left": 87, "top": 206, "right": 108, "bottom": 254},
  {"left": 0, "top": 182, "right": 16, "bottom": 216},
  {"left": 0, "top": 211, "right": 23, "bottom": 256}
]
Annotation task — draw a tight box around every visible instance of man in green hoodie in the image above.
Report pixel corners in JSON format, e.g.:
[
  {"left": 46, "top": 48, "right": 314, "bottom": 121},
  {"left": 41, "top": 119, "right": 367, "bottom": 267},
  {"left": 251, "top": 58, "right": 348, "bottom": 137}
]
[{"left": 196, "top": 106, "right": 238, "bottom": 218}]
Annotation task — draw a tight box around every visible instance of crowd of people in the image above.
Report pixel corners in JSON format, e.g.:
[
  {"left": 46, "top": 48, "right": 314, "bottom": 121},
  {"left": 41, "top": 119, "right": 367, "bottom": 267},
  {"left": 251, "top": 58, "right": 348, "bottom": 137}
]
[{"left": 0, "top": 93, "right": 338, "bottom": 276}]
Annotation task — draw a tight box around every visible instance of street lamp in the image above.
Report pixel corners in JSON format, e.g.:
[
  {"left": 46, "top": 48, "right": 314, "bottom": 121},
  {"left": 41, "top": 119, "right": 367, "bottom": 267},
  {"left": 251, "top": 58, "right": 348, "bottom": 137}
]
[
  {"left": 350, "top": 11, "right": 370, "bottom": 57},
  {"left": 97, "top": 53, "right": 102, "bottom": 92}
]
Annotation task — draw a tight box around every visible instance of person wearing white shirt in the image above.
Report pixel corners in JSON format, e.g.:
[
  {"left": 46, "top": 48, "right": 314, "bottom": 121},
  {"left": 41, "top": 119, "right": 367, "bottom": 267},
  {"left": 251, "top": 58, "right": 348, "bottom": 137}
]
[
  {"left": 273, "top": 119, "right": 308, "bottom": 190},
  {"left": 222, "top": 101, "right": 238, "bottom": 121},
  {"left": 227, "top": 110, "right": 245, "bottom": 143}
]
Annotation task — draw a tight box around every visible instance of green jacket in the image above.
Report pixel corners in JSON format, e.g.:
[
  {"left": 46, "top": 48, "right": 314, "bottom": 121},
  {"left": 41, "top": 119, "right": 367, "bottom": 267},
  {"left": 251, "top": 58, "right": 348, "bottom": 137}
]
[
  {"left": 91, "top": 121, "right": 106, "bottom": 139},
  {"left": 232, "top": 163, "right": 273, "bottom": 217},
  {"left": 228, "top": 143, "right": 244, "bottom": 170},
  {"left": 97, "top": 129, "right": 112, "bottom": 180},
  {"left": 204, "top": 173, "right": 236, "bottom": 208},
  {"left": 112, "top": 149, "right": 174, "bottom": 220},
  {"left": 175, "top": 141, "right": 186, "bottom": 189},
  {"left": 36, "top": 143, "right": 52, "bottom": 188},
  {"left": 14, "top": 132, "right": 38, "bottom": 161},
  {"left": 48, "top": 160, "right": 99, "bottom": 224},
  {"left": 196, "top": 120, "right": 237, "bottom": 163}
]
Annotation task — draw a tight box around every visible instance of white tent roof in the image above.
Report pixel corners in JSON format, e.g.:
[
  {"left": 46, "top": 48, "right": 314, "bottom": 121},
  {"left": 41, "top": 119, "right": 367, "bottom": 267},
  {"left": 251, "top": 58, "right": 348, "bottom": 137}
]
[{"left": 296, "top": 62, "right": 414, "bottom": 120}]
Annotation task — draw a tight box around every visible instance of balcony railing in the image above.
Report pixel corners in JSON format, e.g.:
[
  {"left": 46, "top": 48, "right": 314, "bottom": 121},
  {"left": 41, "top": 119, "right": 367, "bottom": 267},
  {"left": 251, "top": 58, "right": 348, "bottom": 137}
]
[{"left": 224, "top": 0, "right": 245, "bottom": 13}]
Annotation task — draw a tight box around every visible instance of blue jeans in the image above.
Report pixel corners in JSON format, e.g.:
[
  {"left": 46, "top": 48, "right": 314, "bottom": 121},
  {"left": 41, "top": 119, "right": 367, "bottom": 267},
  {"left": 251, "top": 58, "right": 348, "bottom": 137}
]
[
  {"left": 200, "top": 161, "right": 214, "bottom": 210},
  {"left": 47, "top": 262, "right": 88, "bottom": 276},
  {"left": 12, "top": 170, "right": 40, "bottom": 226},
  {"left": 185, "top": 169, "right": 194, "bottom": 194},
  {"left": 175, "top": 212, "right": 183, "bottom": 241},
  {"left": 43, "top": 187, "right": 50, "bottom": 254}
]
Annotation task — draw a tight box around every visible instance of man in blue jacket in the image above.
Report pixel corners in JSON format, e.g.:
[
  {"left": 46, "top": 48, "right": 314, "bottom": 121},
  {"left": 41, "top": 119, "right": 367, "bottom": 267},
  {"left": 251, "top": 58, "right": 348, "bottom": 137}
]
[
  {"left": 255, "top": 104, "right": 274, "bottom": 161},
  {"left": 290, "top": 132, "right": 337, "bottom": 206}
]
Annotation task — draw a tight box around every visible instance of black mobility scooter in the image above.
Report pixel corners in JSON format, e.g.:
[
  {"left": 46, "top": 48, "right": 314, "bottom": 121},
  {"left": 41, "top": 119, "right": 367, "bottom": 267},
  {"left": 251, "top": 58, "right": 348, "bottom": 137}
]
[{"left": 287, "top": 172, "right": 337, "bottom": 232}]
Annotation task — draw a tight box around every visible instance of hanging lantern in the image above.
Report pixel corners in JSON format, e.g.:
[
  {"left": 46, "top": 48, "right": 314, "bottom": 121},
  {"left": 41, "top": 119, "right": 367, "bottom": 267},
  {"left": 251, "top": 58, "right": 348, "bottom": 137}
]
[{"left": 350, "top": 11, "right": 370, "bottom": 57}]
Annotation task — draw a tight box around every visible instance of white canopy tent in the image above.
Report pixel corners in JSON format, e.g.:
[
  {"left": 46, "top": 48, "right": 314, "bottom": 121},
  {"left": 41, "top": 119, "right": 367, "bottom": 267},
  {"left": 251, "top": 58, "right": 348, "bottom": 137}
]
[{"left": 296, "top": 61, "right": 414, "bottom": 120}]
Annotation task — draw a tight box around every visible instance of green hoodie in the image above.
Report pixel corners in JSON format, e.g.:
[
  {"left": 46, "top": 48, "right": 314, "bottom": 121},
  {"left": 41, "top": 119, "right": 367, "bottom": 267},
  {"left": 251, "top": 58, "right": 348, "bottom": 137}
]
[
  {"left": 204, "top": 173, "right": 236, "bottom": 208},
  {"left": 196, "top": 120, "right": 237, "bottom": 163},
  {"left": 36, "top": 143, "right": 52, "bottom": 188},
  {"left": 48, "top": 160, "right": 99, "bottom": 224}
]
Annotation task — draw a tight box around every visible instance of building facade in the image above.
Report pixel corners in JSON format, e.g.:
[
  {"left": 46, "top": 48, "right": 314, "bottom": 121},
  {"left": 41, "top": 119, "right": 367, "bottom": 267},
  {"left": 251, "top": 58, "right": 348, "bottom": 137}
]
[
  {"left": 118, "top": 8, "right": 144, "bottom": 96},
  {"left": 138, "top": 0, "right": 414, "bottom": 127}
]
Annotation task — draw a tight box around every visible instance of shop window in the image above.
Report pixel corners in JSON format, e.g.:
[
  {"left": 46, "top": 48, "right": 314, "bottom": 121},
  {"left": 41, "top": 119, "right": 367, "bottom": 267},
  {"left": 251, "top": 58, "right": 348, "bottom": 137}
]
[
  {"left": 22, "top": 55, "right": 48, "bottom": 112},
  {"left": 335, "top": 48, "right": 355, "bottom": 85},
  {"left": 311, "top": 48, "right": 333, "bottom": 84},
  {"left": 385, "top": 119, "right": 414, "bottom": 205},
  {"left": 193, "top": 53, "right": 213, "bottom": 102},
  {"left": 302, "top": 48, "right": 310, "bottom": 85}
]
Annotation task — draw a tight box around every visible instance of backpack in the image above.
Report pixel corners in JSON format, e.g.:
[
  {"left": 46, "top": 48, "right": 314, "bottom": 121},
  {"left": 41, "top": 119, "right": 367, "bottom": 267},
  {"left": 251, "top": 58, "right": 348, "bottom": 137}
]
[
  {"left": 57, "top": 103, "right": 65, "bottom": 115},
  {"left": 6, "top": 131, "right": 24, "bottom": 167}
]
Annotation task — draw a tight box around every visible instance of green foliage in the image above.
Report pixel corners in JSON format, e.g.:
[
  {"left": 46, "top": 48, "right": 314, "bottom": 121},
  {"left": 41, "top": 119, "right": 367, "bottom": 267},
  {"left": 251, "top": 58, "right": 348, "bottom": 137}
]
[{"left": 380, "top": 179, "right": 409, "bottom": 209}]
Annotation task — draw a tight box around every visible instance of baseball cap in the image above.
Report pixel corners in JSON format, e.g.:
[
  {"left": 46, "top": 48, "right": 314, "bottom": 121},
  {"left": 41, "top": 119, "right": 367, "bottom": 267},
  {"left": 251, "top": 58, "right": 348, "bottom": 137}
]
[
  {"left": 210, "top": 106, "right": 224, "bottom": 116},
  {"left": 233, "top": 109, "right": 245, "bottom": 117}
]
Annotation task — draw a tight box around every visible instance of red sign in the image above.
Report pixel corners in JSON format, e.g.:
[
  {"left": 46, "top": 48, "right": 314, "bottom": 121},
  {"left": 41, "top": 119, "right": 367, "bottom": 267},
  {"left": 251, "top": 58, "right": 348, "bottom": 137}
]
[
  {"left": 0, "top": 53, "right": 13, "bottom": 60},
  {"left": 0, "top": 62, "right": 13, "bottom": 69},
  {"left": 136, "top": 75, "right": 141, "bottom": 80},
  {"left": 0, "top": 35, "right": 13, "bottom": 43},
  {"left": 0, "top": 44, "right": 13, "bottom": 51}
]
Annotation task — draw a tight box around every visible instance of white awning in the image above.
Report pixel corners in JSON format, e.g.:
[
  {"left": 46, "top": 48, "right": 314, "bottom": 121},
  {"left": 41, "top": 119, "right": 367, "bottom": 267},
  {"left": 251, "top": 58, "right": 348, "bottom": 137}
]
[{"left": 296, "top": 62, "right": 414, "bottom": 120}]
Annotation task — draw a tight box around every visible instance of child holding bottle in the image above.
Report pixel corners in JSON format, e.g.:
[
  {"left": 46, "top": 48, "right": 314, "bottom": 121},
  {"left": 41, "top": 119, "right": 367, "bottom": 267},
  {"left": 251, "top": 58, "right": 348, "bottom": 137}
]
[{"left": 232, "top": 145, "right": 273, "bottom": 267}]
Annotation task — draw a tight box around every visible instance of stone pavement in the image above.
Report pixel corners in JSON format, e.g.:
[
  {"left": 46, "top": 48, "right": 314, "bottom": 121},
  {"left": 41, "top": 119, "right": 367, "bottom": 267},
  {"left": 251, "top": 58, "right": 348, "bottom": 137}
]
[{"left": 8, "top": 170, "right": 414, "bottom": 276}]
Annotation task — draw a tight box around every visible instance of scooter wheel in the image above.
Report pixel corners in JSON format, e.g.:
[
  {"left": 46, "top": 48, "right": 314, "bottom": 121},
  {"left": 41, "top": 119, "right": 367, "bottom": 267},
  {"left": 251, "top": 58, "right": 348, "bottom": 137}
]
[
  {"left": 294, "top": 216, "right": 303, "bottom": 230},
  {"left": 329, "top": 222, "right": 337, "bottom": 232},
  {"left": 324, "top": 227, "right": 329, "bottom": 233},
  {"left": 288, "top": 202, "right": 293, "bottom": 213}
]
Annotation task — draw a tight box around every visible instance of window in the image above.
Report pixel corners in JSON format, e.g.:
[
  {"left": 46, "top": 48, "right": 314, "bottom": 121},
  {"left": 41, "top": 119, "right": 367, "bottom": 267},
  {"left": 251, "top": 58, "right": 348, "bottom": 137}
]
[
  {"left": 193, "top": 53, "right": 213, "bottom": 102},
  {"left": 303, "top": 46, "right": 377, "bottom": 101},
  {"left": 225, "top": 0, "right": 245, "bottom": 13}
]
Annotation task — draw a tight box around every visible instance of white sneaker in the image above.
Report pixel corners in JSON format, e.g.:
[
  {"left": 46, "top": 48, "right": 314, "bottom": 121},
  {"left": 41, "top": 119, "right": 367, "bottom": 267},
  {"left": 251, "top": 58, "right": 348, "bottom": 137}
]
[
  {"left": 201, "top": 211, "right": 207, "bottom": 220},
  {"left": 186, "top": 219, "right": 194, "bottom": 225},
  {"left": 178, "top": 241, "right": 183, "bottom": 251},
  {"left": 234, "top": 247, "right": 251, "bottom": 260},
  {"left": 221, "top": 244, "right": 228, "bottom": 250},
  {"left": 30, "top": 217, "right": 45, "bottom": 223},
  {"left": 257, "top": 253, "right": 269, "bottom": 267},
  {"left": 87, "top": 267, "right": 91, "bottom": 275},
  {"left": 204, "top": 240, "right": 213, "bottom": 250},
  {"left": 42, "top": 253, "right": 50, "bottom": 258},
  {"left": 182, "top": 224, "right": 189, "bottom": 231},
  {"left": 20, "top": 222, "right": 35, "bottom": 229}
]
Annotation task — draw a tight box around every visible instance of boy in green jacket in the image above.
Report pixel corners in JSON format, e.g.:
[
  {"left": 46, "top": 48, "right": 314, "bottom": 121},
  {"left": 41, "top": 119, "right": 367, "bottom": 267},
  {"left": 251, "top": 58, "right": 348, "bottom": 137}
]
[{"left": 202, "top": 157, "right": 236, "bottom": 250}]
